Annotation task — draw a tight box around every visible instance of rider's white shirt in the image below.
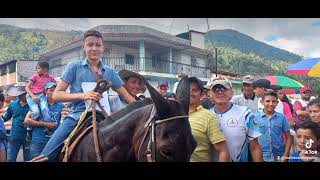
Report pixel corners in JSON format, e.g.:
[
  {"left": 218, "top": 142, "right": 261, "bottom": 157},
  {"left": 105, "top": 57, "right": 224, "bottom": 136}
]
[{"left": 81, "top": 82, "right": 111, "bottom": 114}]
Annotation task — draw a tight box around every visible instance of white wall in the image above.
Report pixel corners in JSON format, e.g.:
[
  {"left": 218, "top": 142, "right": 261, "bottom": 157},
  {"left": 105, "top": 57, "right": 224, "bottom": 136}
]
[{"left": 191, "top": 32, "right": 205, "bottom": 49}]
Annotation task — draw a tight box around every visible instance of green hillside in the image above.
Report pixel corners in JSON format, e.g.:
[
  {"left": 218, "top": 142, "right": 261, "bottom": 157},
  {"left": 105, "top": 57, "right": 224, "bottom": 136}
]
[{"left": 0, "top": 24, "right": 81, "bottom": 62}]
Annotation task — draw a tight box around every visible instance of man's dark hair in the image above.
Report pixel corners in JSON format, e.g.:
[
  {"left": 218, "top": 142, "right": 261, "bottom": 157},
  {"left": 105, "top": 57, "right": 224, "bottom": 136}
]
[
  {"left": 297, "top": 120, "right": 320, "bottom": 140},
  {"left": 0, "top": 93, "right": 4, "bottom": 102},
  {"left": 37, "top": 61, "right": 49, "bottom": 70},
  {"left": 308, "top": 98, "right": 320, "bottom": 108},
  {"left": 262, "top": 91, "right": 278, "bottom": 100},
  {"left": 270, "top": 85, "right": 282, "bottom": 91},
  {"left": 189, "top": 77, "right": 204, "bottom": 93},
  {"left": 84, "top": 30, "right": 103, "bottom": 40}
]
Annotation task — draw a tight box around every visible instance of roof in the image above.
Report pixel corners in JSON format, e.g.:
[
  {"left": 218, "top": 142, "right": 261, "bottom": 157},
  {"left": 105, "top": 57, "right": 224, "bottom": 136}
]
[{"left": 39, "top": 25, "right": 209, "bottom": 59}]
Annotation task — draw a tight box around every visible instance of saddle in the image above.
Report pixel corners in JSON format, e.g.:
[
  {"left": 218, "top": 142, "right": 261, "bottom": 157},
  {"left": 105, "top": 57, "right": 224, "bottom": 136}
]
[{"left": 60, "top": 110, "right": 107, "bottom": 162}]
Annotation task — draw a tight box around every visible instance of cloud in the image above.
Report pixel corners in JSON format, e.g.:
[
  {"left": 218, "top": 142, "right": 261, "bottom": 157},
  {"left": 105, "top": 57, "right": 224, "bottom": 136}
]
[{"left": 1, "top": 18, "right": 320, "bottom": 58}]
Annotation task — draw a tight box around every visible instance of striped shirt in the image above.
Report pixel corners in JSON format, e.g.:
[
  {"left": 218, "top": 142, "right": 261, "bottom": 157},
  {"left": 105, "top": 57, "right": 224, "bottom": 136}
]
[{"left": 189, "top": 105, "right": 225, "bottom": 162}]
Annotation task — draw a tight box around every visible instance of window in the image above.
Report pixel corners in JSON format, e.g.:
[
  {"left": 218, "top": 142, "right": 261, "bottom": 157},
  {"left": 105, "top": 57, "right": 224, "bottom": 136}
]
[
  {"left": 152, "top": 55, "right": 157, "bottom": 68},
  {"left": 125, "top": 54, "right": 134, "bottom": 65},
  {"left": 191, "top": 56, "right": 198, "bottom": 67}
]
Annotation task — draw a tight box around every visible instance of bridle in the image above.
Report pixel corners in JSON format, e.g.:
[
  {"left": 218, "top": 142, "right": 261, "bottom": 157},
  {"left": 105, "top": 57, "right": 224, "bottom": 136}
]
[{"left": 137, "top": 106, "right": 189, "bottom": 162}]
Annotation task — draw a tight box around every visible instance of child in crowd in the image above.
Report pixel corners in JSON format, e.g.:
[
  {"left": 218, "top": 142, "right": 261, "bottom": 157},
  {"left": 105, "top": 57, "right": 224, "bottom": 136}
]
[
  {"left": 25, "top": 62, "right": 56, "bottom": 139},
  {"left": 289, "top": 121, "right": 320, "bottom": 162}
]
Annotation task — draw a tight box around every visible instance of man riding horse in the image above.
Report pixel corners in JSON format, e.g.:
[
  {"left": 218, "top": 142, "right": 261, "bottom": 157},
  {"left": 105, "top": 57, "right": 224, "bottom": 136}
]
[{"left": 30, "top": 30, "right": 135, "bottom": 162}]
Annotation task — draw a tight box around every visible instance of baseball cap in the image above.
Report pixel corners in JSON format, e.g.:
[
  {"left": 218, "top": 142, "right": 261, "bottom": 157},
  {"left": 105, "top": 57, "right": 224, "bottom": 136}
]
[
  {"left": 45, "top": 81, "right": 57, "bottom": 91},
  {"left": 300, "top": 86, "right": 311, "bottom": 93},
  {"left": 242, "top": 75, "right": 255, "bottom": 84},
  {"left": 189, "top": 77, "right": 204, "bottom": 92},
  {"left": 210, "top": 77, "right": 232, "bottom": 89},
  {"left": 254, "top": 79, "right": 271, "bottom": 89},
  {"left": 270, "top": 85, "right": 283, "bottom": 91},
  {"left": 158, "top": 80, "right": 169, "bottom": 87},
  {"left": 7, "top": 86, "right": 26, "bottom": 96}
]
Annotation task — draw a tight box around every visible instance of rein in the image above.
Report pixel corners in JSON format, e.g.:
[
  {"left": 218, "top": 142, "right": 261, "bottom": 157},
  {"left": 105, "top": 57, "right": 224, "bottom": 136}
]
[{"left": 62, "top": 79, "right": 110, "bottom": 162}]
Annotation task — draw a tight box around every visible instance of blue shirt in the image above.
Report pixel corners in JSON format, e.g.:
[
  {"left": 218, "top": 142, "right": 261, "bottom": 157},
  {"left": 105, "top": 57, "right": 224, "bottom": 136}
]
[
  {"left": 2, "top": 99, "right": 30, "bottom": 140},
  {"left": 254, "top": 111, "right": 290, "bottom": 161},
  {"left": 0, "top": 117, "right": 6, "bottom": 140},
  {"left": 61, "top": 59, "right": 124, "bottom": 121},
  {"left": 109, "top": 94, "right": 128, "bottom": 114},
  {"left": 32, "top": 102, "right": 65, "bottom": 144}
]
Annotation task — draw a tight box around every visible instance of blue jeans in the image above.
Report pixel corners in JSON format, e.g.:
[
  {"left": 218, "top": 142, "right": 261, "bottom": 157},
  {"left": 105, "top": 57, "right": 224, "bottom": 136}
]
[
  {"left": 40, "top": 116, "right": 78, "bottom": 161},
  {"left": 30, "top": 142, "right": 47, "bottom": 159},
  {"left": 7, "top": 138, "right": 31, "bottom": 162},
  {"left": 27, "top": 93, "right": 51, "bottom": 122}
]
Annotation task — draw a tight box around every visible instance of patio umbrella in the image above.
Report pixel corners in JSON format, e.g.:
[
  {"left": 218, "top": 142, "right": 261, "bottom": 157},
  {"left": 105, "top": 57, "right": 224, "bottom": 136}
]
[
  {"left": 287, "top": 57, "right": 320, "bottom": 77},
  {"left": 264, "top": 75, "right": 304, "bottom": 89}
]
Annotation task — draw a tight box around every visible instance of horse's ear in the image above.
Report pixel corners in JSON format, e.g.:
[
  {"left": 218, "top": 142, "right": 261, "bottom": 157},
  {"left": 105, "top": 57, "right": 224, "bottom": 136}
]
[
  {"left": 144, "top": 80, "right": 169, "bottom": 117},
  {"left": 175, "top": 76, "right": 190, "bottom": 114}
]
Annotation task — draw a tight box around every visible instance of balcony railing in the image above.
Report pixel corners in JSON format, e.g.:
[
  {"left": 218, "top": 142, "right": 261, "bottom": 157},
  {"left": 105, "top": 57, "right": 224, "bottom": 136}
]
[
  {"left": 107, "top": 57, "right": 211, "bottom": 78},
  {"left": 50, "top": 57, "right": 211, "bottom": 78}
]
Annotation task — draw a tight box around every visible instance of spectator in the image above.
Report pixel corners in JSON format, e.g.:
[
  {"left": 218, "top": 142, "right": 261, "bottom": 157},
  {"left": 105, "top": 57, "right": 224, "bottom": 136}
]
[
  {"left": 1, "top": 85, "right": 31, "bottom": 162},
  {"left": 289, "top": 121, "right": 320, "bottom": 162},
  {"left": 109, "top": 69, "right": 145, "bottom": 113},
  {"left": 23, "top": 82, "right": 65, "bottom": 158},
  {"left": 307, "top": 98, "right": 320, "bottom": 126},
  {"left": 210, "top": 76, "right": 263, "bottom": 162},
  {"left": 157, "top": 80, "right": 169, "bottom": 95},
  {"left": 188, "top": 77, "right": 230, "bottom": 162},
  {"left": 294, "top": 86, "right": 312, "bottom": 126},
  {"left": 1, "top": 90, "right": 15, "bottom": 134},
  {"left": 201, "top": 81, "right": 215, "bottom": 110},
  {"left": 0, "top": 114, "right": 7, "bottom": 162},
  {"left": 231, "top": 75, "right": 259, "bottom": 114},
  {"left": 172, "top": 73, "right": 187, "bottom": 93},
  {"left": 254, "top": 91, "right": 293, "bottom": 162}
]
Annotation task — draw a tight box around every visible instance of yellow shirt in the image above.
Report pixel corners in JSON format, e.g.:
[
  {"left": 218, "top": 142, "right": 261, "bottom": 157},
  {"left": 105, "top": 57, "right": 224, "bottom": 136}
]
[{"left": 189, "top": 105, "right": 225, "bottom": 162}]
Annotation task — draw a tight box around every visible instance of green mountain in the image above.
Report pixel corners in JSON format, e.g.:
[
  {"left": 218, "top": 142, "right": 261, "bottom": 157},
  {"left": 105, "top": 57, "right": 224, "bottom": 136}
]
[
  {"left": 205, "top": 29, "right": 302, "bottom": 62},
  {"left": 0, "top": 24, "right": 81, "bottom": 62}
]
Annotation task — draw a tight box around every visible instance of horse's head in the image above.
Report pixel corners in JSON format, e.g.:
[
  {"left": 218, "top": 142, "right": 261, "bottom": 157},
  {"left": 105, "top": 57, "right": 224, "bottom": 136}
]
[{"left": 142, "top": 76, "right": 196, "bottom": 161}]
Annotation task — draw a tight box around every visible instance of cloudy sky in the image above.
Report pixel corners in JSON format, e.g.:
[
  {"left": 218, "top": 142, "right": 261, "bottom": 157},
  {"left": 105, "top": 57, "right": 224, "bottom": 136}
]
[{"left": 1, "top": 18, "right": 319, "bottom": 58}]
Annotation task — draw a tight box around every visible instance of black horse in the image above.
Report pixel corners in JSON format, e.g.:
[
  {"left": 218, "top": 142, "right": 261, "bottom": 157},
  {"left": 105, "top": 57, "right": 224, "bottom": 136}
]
[{"left": 67, "top": 76, "right": 196, "bottom": 162}]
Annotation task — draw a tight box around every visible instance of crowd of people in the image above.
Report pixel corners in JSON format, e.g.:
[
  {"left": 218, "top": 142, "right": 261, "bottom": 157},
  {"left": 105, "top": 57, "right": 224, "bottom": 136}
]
[{"left": 0, "top": 29, "right": 319, "bottom": 162}]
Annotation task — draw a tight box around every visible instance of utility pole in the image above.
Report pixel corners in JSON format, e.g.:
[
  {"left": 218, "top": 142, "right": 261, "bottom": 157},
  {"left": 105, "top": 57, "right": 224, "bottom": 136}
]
[
  {"left": 215, "top": 47, "right": 218, "bottom": 77},
  {"left": 206, "top": 18, "right": 218, "bottom": 77}
]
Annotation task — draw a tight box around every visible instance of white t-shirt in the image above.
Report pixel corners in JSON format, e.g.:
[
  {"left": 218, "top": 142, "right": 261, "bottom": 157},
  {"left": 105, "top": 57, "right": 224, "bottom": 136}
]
[{"left": 210, "top": 104, "right": 261, "bottom": 162}]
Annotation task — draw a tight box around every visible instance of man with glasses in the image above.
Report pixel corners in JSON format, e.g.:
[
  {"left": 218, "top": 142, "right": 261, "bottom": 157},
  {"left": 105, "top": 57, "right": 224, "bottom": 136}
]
[
  {"left": 294, "top": 86, "right": 312, "bottom": 126},
  {"left": 231, "top": 75, "right": 259, "bottom": 114},
  {"left": 209, "top": 77, "right": 263, "bottom": 162}
]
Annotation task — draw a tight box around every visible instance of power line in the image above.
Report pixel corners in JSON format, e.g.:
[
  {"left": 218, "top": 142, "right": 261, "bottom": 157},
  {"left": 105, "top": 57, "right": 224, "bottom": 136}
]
[{"left": 169, "top": 18, "right": 175, "bottom": 34}]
